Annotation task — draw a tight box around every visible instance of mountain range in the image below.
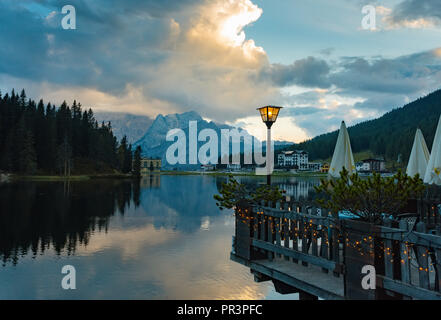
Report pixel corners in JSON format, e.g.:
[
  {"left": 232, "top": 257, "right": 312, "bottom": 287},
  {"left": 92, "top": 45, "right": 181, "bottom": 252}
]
[
  {"left": 132, "top": 111, "right": 256, "bottom": 170},
  {"left": 92, "top": 88, "right": 441, "bottom": 168},
  {"left": 94, "top": 112, "right": 153, "bottom": 144},
  {"left": 97, "top": 110, "right": 292, "bottom": 170}
]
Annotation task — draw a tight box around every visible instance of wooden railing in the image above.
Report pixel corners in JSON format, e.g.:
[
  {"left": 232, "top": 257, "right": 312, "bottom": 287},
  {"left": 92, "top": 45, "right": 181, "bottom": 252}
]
[
  {"left": 250, "top": 200, "right": 344, "bottom": 275},
  {"left": 366, "top": 219, "right": 441, "bottom": 299},
  {"left": 417, "top": 199, "right": 441, "bottom": 227},
  {"left": 233, "top": 199, "right": 441, "bottom": 300}
]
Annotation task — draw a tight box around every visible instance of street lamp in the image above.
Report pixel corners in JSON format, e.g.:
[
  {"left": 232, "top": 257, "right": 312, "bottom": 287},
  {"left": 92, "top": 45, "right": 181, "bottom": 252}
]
[{"left": 257, "top": 106, "right": 282, "bottom": 185}]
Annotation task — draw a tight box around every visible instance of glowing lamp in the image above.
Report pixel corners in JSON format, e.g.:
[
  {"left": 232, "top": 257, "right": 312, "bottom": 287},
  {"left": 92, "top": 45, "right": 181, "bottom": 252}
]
[{"left": 257, "top": 106, "right": 282, "bottom": 128}]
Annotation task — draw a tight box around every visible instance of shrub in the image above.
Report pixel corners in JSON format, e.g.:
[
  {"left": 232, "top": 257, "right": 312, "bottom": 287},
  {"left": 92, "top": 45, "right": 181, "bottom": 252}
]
[
  {"left": 214, "top": 175, "right": 284, "bottom": 210},
  {"left": 314, "top": 168, "right": 425, "bottom": 224}
]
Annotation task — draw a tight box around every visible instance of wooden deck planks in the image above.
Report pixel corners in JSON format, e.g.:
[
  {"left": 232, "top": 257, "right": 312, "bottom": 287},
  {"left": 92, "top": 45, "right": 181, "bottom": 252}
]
[{"left": 250, "top": 258, "right": 344, "bottom": 300}]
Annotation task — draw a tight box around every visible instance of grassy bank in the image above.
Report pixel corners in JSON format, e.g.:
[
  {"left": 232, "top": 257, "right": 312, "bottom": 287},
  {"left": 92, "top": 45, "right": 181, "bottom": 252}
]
[
  {"left": 8, "top": 170, "right": 328, "bottom": 181},
  {"left": 10, "top": 173, "right": 135, "bottom": 181},
  {"left": 159, "top": 170, "right": 327, "bottom": 178}
]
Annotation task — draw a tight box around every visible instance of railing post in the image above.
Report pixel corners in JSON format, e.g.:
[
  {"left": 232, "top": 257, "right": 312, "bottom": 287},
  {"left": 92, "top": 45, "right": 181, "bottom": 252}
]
[
  {"left": 343, "top": 219, "right": 382, "bottom": 300},
  {"left": 274, "top": 201, "right": 281, "bottom": 258},
  {"left": 267, "top": 209, "right": 274, "bottom": 261},
  {"left": 233, "top": 199, "right": 254, "bottom": 261},
  {"left": 291, "top": 201, "right": 299, "bottom": 263},
  {"left": 416, "top": 222, "right": 430, "bottom": 289},
  {"left": 320, "top": 209, "right": 329, "bottom": 273},
  {"left": 283, "top": 202, "right": 290, "bottom": 261}
]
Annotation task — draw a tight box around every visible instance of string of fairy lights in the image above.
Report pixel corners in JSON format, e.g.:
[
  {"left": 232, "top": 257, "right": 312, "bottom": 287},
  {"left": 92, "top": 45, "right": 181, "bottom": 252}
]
[{"left": 234, "top": 205, "right": 441, "bottom": 279}]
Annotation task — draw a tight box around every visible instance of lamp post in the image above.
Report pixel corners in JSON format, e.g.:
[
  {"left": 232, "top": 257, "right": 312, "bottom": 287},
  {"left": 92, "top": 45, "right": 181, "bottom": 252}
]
[{"left": 257, "top": 106, "right": 282, "bottom": 185}]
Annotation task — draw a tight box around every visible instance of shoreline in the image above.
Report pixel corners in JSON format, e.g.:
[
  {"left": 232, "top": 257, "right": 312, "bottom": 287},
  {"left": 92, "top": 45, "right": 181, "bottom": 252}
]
[
  {"left": 8, "top": 173, "right": 135, "bottom": 181},
  {"left": 4, "top": 171, "right": 328, "bottom": 181}
]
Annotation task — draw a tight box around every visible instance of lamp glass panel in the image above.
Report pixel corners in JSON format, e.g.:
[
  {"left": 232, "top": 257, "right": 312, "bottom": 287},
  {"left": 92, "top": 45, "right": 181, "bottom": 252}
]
[
  {"left": 259, "top": 107, "right": 268, "bottom": 122},
  {"left": 267, "top": 106, "right": 281, "bottom": 122},
  {"left": 258, "top": 106, "right": 282, "bottom": 124}
]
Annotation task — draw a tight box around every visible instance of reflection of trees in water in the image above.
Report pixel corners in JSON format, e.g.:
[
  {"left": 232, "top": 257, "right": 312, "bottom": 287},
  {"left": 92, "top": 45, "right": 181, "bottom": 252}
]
[
  {"left": 215, "top": 176, "right": 322, "bottom": 202},
  {"left": 0, "top": 180, "right": 140, "bottom": 266}
]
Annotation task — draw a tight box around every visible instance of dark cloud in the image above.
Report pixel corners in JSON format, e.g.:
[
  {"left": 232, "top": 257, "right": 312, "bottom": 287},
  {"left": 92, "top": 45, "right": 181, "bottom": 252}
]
[
  {"left": 260, "top": 48, "right": 441, "bottom": 104},
  {"left": 318, "top": 48, "right": 335, "bottom": 56},
  {"left": 0, "top": 0, "right": 278, "bottom": 122},
  {"left": 259, "top": 57, "right": 331, "bottom": 88},
  {"left": 285, "top": 106, "right": 323, "bottom": 116},
  {"left": 2, "top": 0, "right": 441, "bottom": 126},
  {"left": 282, "top": 90, "right": 324, "bottom": 106},
  {"left": 391, "top": 0, "right": 441, "bottom": 25},
  {"left": 331, "top": 50, "right": 441, "bottom": 97},
  {"left": 271, "top": 48, "right": 441, "bottom": 113},
  {"left": 353, "top": 94, "right": 408, "bottom": 111},
  {"left": 0, "top": 0, "right": 202, "bottom": 95}
]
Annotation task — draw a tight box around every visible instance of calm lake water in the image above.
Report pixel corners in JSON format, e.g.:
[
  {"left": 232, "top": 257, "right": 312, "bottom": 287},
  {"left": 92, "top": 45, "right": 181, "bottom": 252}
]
[{"left": 0, "top": 175, "right": 321, "bottom": 299}]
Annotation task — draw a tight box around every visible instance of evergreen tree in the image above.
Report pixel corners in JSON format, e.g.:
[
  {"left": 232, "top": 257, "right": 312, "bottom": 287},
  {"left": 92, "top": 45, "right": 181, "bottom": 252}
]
[
  {"left": 18, "top": 130, "right": 37, "bottom": 174},
  {"left": 35, "top": 99, "right": 46, "bottom": 168},
  {"left": 125, "top": 143, "right": 133, "bottom": 173},
  {"left": 117, "top": 135, "right": 129, "bottom": 173},
  {"left": 1, "top": 130, "right": 14, "bottom": 171},
  {"left": 57, "top": 135, "right": 72, "bottom": 177},
  {"left": 133, "top": 146, "right": 142, "bottom": 177}
]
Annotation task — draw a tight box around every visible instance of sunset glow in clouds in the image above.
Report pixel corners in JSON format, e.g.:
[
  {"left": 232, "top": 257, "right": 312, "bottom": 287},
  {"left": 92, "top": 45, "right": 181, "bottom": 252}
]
[{"left": 2, "top": 0, "right": 441, "bottom": 142}]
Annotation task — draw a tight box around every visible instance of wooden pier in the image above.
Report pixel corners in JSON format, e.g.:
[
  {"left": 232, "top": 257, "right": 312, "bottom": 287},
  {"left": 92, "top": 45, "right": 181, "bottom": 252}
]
[{"left": 231, "top": 199, "right": 441, "bottom": 300}]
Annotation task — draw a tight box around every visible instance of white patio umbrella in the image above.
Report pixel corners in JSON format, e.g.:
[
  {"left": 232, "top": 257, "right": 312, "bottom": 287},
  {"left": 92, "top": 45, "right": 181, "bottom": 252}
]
[
  {"left": 424, "top": 115, "right": 441, "bottom": 185},
  {"left": 329, "top": 121, "right": 356, "bottom": 178},
  {"left": 406, "top": 129, "right": 430, "bottom": 178}
]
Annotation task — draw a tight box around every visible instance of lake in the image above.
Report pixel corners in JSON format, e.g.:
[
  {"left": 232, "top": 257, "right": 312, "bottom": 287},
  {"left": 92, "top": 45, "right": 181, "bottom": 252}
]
[{"left": 0, "top": 175, "right": 321, "bottom": 299}]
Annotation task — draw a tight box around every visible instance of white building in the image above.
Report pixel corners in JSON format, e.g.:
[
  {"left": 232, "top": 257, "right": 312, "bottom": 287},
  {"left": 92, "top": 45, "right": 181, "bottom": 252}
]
[
  {"left": 200, "top": 164, "right": 215, "bottom": 171},
  {"left": 227, "top": 163, "right": 241, "bottom": 171},
  {"left": 277, "top": 150, "right": 309, "bottom": 170},
  {"left": 307, "top": 162, "right": 322, "bottom": 172},
  {"left": 361, "top": 158, "right": 386, "bottom": 173}
]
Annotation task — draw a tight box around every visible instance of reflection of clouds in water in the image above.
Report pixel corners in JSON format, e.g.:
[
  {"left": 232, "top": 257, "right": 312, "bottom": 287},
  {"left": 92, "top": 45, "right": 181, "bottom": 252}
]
[
  {"left": 200, "top": 216, "right": 210, "bottom": 231},
  {"left": 139, "top": 175, "right": 225, "bottom": 233},
  {"left": 0, "top": 176, "right": 316, "bottom": 299},
  {"left": 39, "top": 192, "right": 271, "bottom": 298},
  {"left": 136, "top": 221, "right": 270, "bottom": 299},
  {"left": 90, "top": 214, "right": 271, "bottom": 299},
  {"left": 74, "top": 224, "right": 182, "bottom": 261},
  {"left": 0, "top": 211, "right": 272, "bottom": 299}
]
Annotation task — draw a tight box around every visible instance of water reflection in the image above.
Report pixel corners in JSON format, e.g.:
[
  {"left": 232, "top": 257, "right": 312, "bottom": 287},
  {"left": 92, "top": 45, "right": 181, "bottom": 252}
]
[
  {"left": 0, "top": 174, "right": 321, "bottom": 299},
  {"left": 274, "top": 177, "right": 321, "bottom": 201},
  {"left": 140, "top": 175, "right": 229, "bottom": 233},
  {"left": 0, "top": 180, "right": 136, "bottom": 265},
  {"left": 228, "top": 176, "right": 321, "bottom": 202}
]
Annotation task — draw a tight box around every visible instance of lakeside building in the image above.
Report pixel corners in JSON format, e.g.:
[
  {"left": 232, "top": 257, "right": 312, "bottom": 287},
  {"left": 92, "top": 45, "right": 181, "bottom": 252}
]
[
  {"left": 227, "top": 163, "right": 242, "bottom": 171},
  {"left": 307, "top": 162, "right": 322, "bottom": 172},
  {"left": 321, "top": 163, "right": 330, "bottom": 173},
  {"left": 200, "top": 164, "right": 216, "bottom": 171},
  {"left": 277, "top": 150, "right": 309, "bottom": 169},
  {"left": 135, "top": 158, "right": 162, "bottom": 175},
  {"left": 360, "top": 158, "right": 387, "bottom": 173},
  {"left": 277, "top": 150, "right": 323, "bottom": 172},
  {"left": 356, "top": 161, "right": 370, "bottom": 172}
]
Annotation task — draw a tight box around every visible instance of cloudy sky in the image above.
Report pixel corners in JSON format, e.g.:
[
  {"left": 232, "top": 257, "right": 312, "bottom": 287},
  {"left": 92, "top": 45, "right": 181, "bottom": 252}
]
[{"left": 1, "top": 0, "right": 441, "bottom": 142}]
